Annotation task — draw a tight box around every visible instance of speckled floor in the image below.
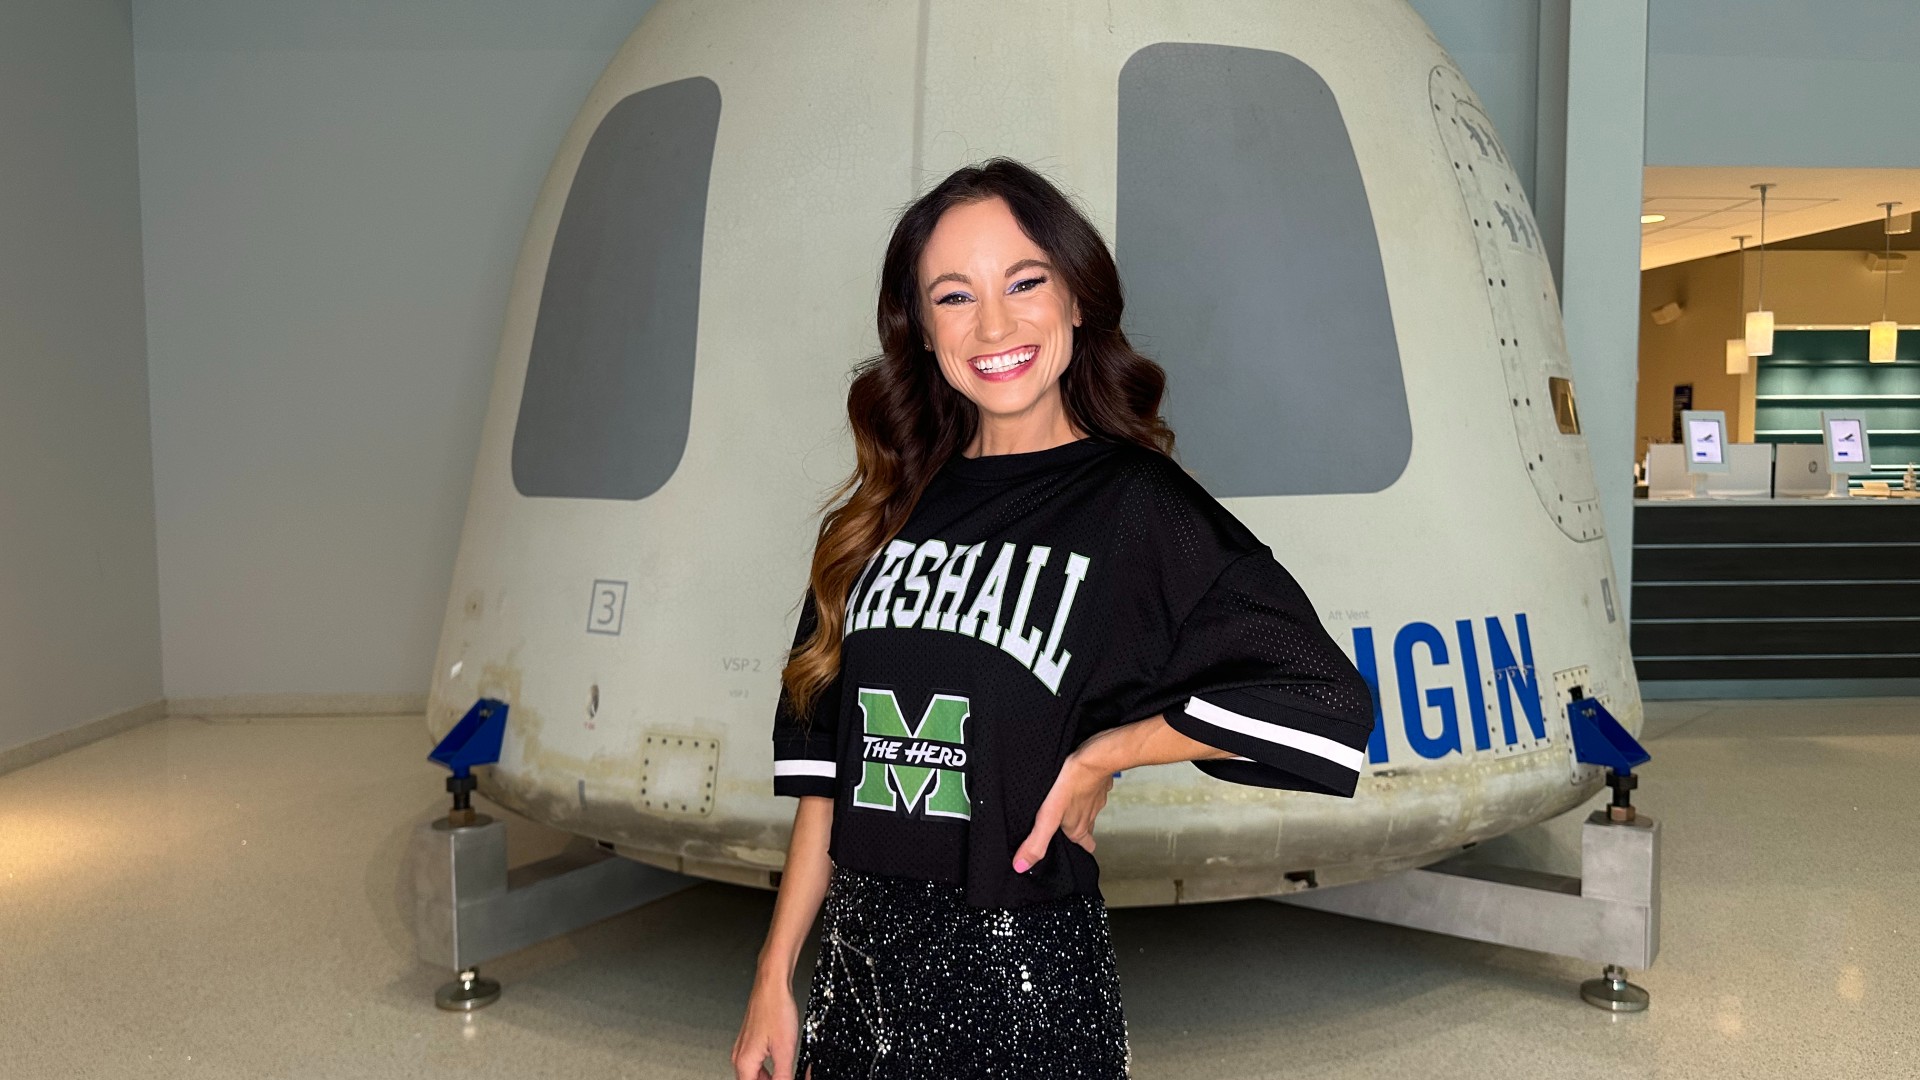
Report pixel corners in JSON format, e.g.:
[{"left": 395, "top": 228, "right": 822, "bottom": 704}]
[{"left": 2, "top": 696, "right": 1914, "bottom": 1079}]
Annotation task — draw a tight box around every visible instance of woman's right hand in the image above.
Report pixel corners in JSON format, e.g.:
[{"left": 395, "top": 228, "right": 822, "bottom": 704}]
[
  {"left": 737, "top": 794, "right": 833, "bottom": 1080},
  {"left": 732, "top": 972, "right": 801, "bottom": 1080}
]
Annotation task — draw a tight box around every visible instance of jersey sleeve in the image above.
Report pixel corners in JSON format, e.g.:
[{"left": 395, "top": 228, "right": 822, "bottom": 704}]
[
  {"left": 1152, "top": 549, "right": 1375, "bottom": 796},
  {"left": 771, "top": 589, "right": 842, "bottom": 798}
]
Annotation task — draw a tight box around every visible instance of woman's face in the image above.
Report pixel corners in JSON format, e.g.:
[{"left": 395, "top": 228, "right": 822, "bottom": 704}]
[{"left": 917, "top": 196, "right": 1081, "bottom": 438}]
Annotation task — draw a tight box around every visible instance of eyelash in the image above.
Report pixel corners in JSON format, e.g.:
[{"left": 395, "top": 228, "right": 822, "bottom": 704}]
[{"left": 935, "top": 275, "right": 1047, "bottom": 306}]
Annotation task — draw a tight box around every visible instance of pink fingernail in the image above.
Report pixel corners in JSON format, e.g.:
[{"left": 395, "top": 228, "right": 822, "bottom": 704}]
[{"left": 1013, "top": 858, "right": 1030, "bottom": 873}]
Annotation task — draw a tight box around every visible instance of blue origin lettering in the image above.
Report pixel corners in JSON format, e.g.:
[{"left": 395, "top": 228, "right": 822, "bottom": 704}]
[{"left": 1346, "top": 613, "right": 1546, "bottom": 766}]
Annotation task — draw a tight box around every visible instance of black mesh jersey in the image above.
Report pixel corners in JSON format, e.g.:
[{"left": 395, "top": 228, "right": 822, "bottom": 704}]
[{"left": 771, "top": 435, "right": 1376, "bottom": 909}]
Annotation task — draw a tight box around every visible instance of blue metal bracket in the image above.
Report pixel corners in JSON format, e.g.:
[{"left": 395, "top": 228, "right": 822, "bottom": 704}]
[
  {"left": 1566, "top": 697, "right": 1650, "bottom": 772},
  {"left": 430, "top": 697, "right": 509, "bottom": 780}
]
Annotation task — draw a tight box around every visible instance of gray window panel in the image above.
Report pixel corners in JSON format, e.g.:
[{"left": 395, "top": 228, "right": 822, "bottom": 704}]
[
  {"left": 1117, "top": 43, "right": 1411, "bottom": 497},
  {"left": 512, "top": 76, "right": 721, "bottom": 501}
]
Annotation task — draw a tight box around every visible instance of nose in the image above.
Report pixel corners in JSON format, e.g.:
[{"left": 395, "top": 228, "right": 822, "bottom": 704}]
[{"left": 976, "top": 289, "right": 1014, "bottom": 344}]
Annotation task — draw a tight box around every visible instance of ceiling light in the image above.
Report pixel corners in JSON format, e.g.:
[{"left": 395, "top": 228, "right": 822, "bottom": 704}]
[
  {"left": 1870, "top": 321, "right": 1897, "bottom": 363},
  {"left": 1747, "top": 184, "right": 1774, "bottom": 357},
  {"left": 1727, "top": 235, "right": 1750, "bottom": 375},
  {"left": 1725, "top": 338, "right": 1749, "bottom": 375},
  {"left": 1642, "top": 214, "right": 1666, "bottom": 224},
  {"left": 1871, "top": 201, "right": 1900, "bottom": 364}
]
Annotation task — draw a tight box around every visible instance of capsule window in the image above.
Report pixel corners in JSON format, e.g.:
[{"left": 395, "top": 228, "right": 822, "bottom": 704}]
[
  {"left": 512, "top": 76, "right": 721, "bottom": 501},
  {"left": 1116, "top": 43, "right": 1411, "bottom": 497}
]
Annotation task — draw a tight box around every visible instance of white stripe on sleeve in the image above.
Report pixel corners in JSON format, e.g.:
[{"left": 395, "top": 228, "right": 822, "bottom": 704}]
[
  {"left": 774, "top": 759, "right": 837, "bottom": 779},
  {"left": 1183, "top": 696, "right": 1366, "bottom": 772}
]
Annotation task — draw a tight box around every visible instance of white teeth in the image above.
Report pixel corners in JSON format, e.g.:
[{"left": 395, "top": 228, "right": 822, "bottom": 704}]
[{"left": 972, "top": 347, "right": 1036, "bottom": 374}]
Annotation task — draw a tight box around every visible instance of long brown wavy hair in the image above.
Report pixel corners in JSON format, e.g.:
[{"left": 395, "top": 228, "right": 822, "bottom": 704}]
[{"left": 782, "top": 158, "right": 1176, "bottom": 719}]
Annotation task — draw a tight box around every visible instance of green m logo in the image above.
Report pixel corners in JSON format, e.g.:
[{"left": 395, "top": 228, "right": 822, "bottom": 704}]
[{"left": 851, "top": 688, "right": 971, "bottom": 820}]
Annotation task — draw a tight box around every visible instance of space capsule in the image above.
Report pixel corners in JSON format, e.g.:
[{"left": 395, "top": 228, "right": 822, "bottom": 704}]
[{"left": 425, "top": 0, "right": 1640, "bottom": 907}]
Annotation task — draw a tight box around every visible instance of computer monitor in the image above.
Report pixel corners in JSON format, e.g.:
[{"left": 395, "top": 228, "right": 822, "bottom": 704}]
[
  {"left": 1681, "top": 410, "right": 1729, "bottom": 474},
  {"left": 1776, "top": 444, "right": 1833, "bottom": 498},
  {"left": 1702, "top": 442, "right": 1775, "bottom": 499},
  {"left": 1821, "top": 411, "right": 1872, "bottom": 477},
  {"left": 1645, "top": 444, "right": 1693, "bottom": 499}
]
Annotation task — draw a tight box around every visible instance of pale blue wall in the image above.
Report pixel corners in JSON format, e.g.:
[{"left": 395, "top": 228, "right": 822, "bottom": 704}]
[
  {"left": 1410, "top": 0, "right": 1545, "bottom": 203},
  {"left": 133, "top": 1, "right": 657, "bottom": 698},
  {"left": 0, "top": 0, "right": 162, "bottom": 756},
  {"left": 1647, "top": 0, "right": 1920, "bottom": 167}
]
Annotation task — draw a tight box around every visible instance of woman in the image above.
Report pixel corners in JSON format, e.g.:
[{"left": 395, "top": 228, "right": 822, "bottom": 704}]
[{"left": 732, "top": 158, "right": 1375, "bottom": 1080}]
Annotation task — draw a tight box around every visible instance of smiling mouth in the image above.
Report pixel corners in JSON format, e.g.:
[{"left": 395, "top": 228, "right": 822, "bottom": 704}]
[{"left": 970, "top": 345, "right": 1037, "bottom": 375}]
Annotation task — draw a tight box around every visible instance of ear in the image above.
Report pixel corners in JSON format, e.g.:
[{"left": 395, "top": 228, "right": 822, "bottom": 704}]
[{"left": 1071, "top": 297, "right": 1081, "bottom": 328}]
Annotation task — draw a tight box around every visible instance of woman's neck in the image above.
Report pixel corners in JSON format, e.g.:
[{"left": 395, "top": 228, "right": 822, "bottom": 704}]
[{"left": 966, "top": 407, "right": 1086, "bottom": 458}]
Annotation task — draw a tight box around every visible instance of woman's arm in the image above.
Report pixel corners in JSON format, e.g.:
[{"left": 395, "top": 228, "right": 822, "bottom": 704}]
[
  {"left": 732, "top": 794, "right": 833, "bottom": 1080},
  {"left": 759, "top": 793, "right": 835, "bottom": 981},
  {"left": 1010, "top": 714, "right": 1230, "bottom": 873},
  {"left": 1074, "top": 713, "right": 1237, "bottom": 773}
]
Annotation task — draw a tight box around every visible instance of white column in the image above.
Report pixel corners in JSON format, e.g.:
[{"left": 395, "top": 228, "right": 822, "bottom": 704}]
[
  {"left": 1532, "top": 0, "right": 1569, "bottom": 286},
  {"left": 1557, "top": 0, "right": 1648, "bottom": 621}
]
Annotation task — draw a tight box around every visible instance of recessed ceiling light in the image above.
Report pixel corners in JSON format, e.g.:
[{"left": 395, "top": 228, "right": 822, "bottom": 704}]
[{"left": 1641, "top": 214, "right": 1666, "bottom": 224}]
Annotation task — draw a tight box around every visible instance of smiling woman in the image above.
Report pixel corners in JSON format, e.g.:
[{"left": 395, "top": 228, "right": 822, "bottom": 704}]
[
  {"left": 781, "top": 161, "right": 1178, "bottom": 719},
  {"left": 731, "top": 159, "right": 1375, "bottom": 1080},
  {"left": 919, "top": 204, "right": 1082, "bottom": 445}
]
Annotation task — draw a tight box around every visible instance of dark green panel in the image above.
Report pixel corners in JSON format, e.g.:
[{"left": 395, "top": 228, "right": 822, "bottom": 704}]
[{"left": 1753, "top": 328, "right": 1920, "bottom": 481}]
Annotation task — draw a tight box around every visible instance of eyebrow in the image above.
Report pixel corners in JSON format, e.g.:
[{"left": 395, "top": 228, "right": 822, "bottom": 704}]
[{"left": 926, "top": 258, "right": 1054, "bottom": 293}]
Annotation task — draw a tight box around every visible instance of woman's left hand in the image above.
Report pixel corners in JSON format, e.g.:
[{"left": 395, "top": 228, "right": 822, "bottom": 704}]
[{"left": 1012, "top": 741, "right": 1118, "bottom": 874}]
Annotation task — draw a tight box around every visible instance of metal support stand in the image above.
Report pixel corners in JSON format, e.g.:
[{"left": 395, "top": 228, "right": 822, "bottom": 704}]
[
  {"left": 1278, "top": 697, "right": 1658, "bottom": 1011},
  {"left": 1581, "top": 964, "right": 1650, "bottom": 1012},
  {"left": 412, "top": 697, "right": 698, "bottom": 1009},
  {"left": 410, "top": 814, "right": 698, "bottom": 1009},
  {"left": 1277, "top": 809, "right": 1659, "bottom": 1009},
  {"left": 1275, "top": 808, "right": 1659, "bottom": 1009},
  {"left": 435, "top": 968, "right": 502, "bottom": 1012}
]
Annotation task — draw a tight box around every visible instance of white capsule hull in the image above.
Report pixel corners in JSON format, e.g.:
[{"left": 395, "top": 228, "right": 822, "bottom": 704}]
[{"left": 427, "top": 0, "right": 1640, "bottom": 906}]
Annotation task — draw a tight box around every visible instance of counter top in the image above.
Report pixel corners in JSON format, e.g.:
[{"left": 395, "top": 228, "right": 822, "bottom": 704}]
[{"left": 1635, "top": 492, "right": 1920, "bottom": 506}]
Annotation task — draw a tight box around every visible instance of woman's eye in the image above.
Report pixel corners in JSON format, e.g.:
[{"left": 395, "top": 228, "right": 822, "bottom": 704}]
[
  {"left": 935, "top": 292, "right": 971, "bottom": 306},
  {"left": 1010, "top": 275, "right": 1046, "bottom": 294}
]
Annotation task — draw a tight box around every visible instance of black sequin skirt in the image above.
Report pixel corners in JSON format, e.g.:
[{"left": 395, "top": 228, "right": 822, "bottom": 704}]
[{"left": 796, "top": 866, "right": 1130, "bottom": 1080}]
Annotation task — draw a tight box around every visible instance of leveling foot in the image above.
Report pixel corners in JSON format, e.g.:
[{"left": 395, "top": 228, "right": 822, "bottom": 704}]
[
  {"left": 1580, "top": 964, "right": 1649, "bottom": 1012},
  {"left": 435, "top": 967, "right": 501, "bottom": 1011}
]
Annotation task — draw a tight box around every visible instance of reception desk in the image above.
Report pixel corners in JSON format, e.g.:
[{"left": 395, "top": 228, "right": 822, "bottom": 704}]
[{"left": 1631, "top": 497, "right": 1920, "bottom": 697}]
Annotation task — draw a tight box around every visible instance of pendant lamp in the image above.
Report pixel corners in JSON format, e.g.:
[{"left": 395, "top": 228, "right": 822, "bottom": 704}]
[
  {"left": 1726, "top": 235, "right": 1751, "bottom": 375},
  {"left": 1746, "top": 183, "right": 1774, "bottom": 356},
  {"left": 1870, "top": 200, "right": 1900, "bottom": 364}
]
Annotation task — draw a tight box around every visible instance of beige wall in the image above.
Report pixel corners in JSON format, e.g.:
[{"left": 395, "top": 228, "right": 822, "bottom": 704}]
[
  {"left": 1637, "top": 251, "right": 1753, "bottom": 457},
  {"left": 1738, "top": 248, "right": 1920, "bottom": 324},
  {"left": 1636, "top": 248, "right": 1920, "bottom": 463}
]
